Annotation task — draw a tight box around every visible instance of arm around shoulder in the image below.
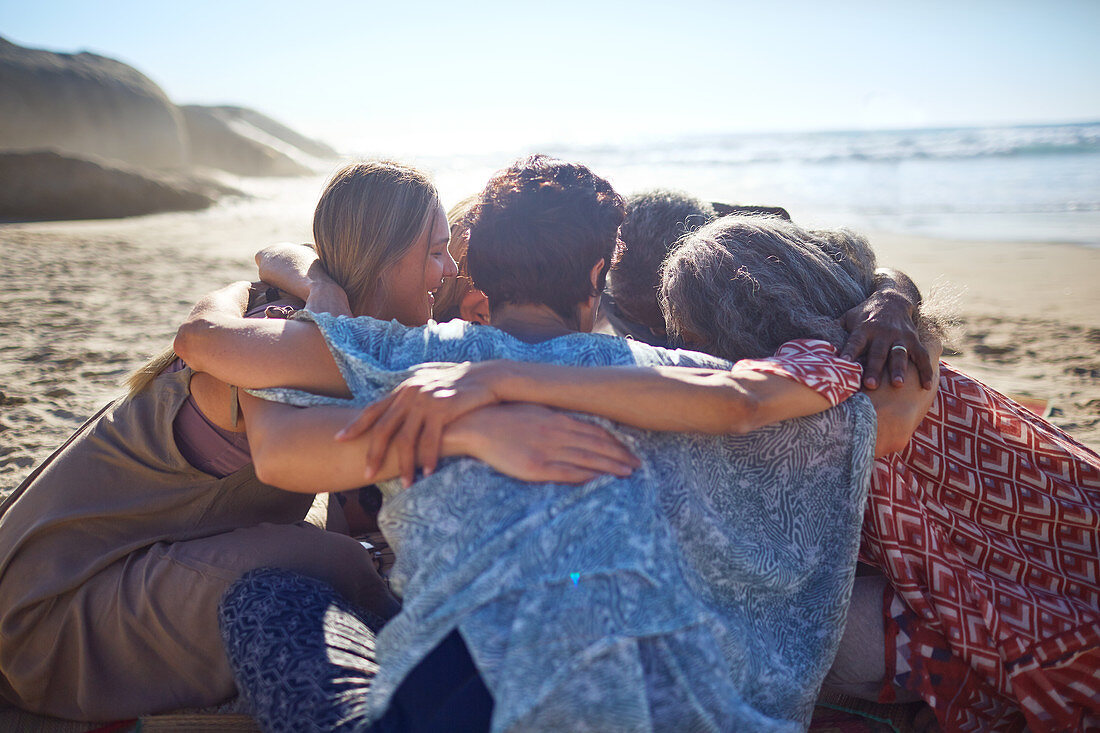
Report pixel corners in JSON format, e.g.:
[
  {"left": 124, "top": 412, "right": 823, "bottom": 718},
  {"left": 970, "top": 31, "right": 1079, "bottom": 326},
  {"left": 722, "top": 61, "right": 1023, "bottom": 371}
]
[
  {"left": 242, "top": 394, "right": 640, "bottom": 492},
  {"left": 173, "top": 282, "right": 349, "bottom": 397},
  {"left": 491, "top": 360, "right": 833, "bottom": 434},
  {"left": 255, "top": 243, "right": 352, "bottom": 316}
]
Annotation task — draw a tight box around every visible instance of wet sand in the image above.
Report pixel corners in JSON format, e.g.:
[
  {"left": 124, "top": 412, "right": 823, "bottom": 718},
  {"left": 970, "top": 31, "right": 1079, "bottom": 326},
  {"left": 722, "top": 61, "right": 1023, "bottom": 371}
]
[{"left": 2, "top": 211, "right": 1098, "bottom": 493}]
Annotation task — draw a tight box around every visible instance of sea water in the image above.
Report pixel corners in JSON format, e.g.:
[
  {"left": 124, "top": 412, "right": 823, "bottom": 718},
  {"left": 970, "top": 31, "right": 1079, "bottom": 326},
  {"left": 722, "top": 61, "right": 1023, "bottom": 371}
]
[
  {"left": 221, "top": 122, "right": 1100, "bottom": 250},
  {"left": 411, "top": 122, "right": 1100, "bottom": 247}
]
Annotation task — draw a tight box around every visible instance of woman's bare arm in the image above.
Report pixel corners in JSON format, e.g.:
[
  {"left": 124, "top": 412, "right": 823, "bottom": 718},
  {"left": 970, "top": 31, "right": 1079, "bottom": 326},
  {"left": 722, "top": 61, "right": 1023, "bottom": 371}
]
[
  {"left": 490, "top": 339, "right": 941, "bottom": 459},
  {"left": 339, "top": 360, "right": 836, "bottom": 478},
  {"left": 255, "top": 243, "right": 352, "bottom": 316},
  {"left": 484, "top": 361, "right": 833, "bottom": 433},
  {"left": 340, "top": 338, "right": 941, "bottom": 473},
  {"left": 173, "top": 281, "right": 349, "bottom": 397},
  {"left": 241, "top": 394, "right": 639, "bottom": 491},
  {"left": 494, "top": 354, "right": 938, "bottom": 458}
]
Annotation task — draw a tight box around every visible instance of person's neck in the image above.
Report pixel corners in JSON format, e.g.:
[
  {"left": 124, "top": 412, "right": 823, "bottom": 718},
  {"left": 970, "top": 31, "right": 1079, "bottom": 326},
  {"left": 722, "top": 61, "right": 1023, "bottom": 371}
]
[{"left": 490, "top": 303, "right": 577, "bottom": 343}]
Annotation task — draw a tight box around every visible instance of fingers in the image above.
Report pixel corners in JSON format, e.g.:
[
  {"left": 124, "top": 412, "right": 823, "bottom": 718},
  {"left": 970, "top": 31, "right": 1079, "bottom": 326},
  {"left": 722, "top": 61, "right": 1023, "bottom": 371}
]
[
  {"left": 557, "top": 446, "right": 638, "bottom": 477},
  {"left": 909, "top": 340, "right": 935, "bottom": 390},
  {"left": 839, "top": 329, "right": 868, "bottom": 363},
  {"left": 361, "top": 399, "right": 412, "bottom": 480},
  {"left": 539, "top": 463, "right": 602, "bottom": 484},
  {"left": 886, "top": 345, "right": 909, "bottom": 387},
  {"left": 335, "top": 399, "right": 389, "bottom": 441},
  {"left": 528, "top": 435, "right": 639, "bottom": 485},
  {"left": 453, "top": 404, "right": 643, "bottom": 485},
  {"left": 862, "top": 339, "right": 891, "bottom": 390},
  {"left": 394, "top": 417, "right": 422, "bottom": 488},
  {"left": 884, "top": 338, "right": 934, "bottom": 390},
  {"left": 417, "top": 415, "right": 445, "bottom": 477},
  {"left": 351, "top": 369, "right": 488, "bottom": 483},
  {"left": 556, "top": 417, "right": 640, "bottom": 469}
]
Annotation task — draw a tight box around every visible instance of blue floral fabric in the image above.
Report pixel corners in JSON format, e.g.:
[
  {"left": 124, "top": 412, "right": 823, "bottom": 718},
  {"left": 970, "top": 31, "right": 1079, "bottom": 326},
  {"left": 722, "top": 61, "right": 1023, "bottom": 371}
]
[{"left": 251, "top": 313, "right": 877, "bottom": 732}]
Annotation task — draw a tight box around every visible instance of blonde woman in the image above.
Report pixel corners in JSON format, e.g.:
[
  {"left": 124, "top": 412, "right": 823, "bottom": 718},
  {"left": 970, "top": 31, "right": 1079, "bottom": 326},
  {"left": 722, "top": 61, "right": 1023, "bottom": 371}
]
[{"left": 0, "top": 161, "right": 634, "bottom": 721}]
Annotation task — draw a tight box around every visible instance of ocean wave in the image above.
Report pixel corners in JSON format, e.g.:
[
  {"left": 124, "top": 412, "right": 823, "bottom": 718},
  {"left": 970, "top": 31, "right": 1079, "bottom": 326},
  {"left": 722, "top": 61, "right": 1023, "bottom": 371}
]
[
  {"left": 849, "top": 201, "right": 1100, "bottom": 216},
  {"left": 549, "top": 123, "right": 1100, "bottom": 167},
  {"left": 423, "top": 124, "right": 1100, "bottom": 246}
]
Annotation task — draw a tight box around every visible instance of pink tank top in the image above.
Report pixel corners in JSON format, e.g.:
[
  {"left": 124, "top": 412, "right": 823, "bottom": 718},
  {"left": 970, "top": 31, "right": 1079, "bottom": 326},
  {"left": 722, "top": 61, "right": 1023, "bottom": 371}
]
[
  {"left": 169, "top": 288, "right": 297, "bottom": 478},
  {"left": 168, "top": 358, "right": 251, "bottom": 478}
]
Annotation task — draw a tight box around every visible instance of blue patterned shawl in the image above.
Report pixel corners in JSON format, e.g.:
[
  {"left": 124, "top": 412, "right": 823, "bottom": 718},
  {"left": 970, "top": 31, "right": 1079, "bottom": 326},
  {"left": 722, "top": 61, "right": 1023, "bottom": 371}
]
[{"left": 253, "top": 311, "right": 877, "bottom": 732}]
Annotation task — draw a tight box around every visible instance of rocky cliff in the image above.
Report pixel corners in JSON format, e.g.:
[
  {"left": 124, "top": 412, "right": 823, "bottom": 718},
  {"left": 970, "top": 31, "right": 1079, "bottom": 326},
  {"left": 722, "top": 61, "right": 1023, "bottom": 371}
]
[
  {"left": 0, "top": 37, "right": 338, "bottom": 220},
  {"left": 0, "top": 151, "right": 217, "bottom": 221},
  {"left": 0, "top": 37, "right": 189, "bottom": 170},
  {"left": 180, "top": 105, "right": 314, "bottom": 177},
  {"left": 199, "top": 105, "right": 339, "bottom": 160}
]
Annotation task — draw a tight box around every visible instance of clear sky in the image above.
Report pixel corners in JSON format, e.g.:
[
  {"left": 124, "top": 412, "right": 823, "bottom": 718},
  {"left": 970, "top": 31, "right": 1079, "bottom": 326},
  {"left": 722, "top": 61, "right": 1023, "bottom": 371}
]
[{"left": 3, "top": 0, "right": 1098, "bottom": 154}]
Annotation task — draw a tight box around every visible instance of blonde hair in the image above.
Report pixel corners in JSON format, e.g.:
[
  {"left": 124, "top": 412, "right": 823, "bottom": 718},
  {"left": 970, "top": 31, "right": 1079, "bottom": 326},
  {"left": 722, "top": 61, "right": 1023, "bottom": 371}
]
[
  {"left": 124, "top": 347, "right": 178, "bottom": 397},
  {"left": 313, "top": 161, "right": 441, "bottom": 315},
  {"left": 126, "top": 160, "right": 440, "bottom": 398},
  {"left": 432, "top": 194, "right": 479, "bottom": 320}
]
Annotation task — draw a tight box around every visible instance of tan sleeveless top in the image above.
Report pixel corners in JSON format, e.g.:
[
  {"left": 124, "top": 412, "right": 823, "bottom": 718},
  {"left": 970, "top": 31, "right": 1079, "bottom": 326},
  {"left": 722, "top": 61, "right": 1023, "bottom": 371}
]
[{"left": 0, "top": 366, "right": 314, "bottom": 628}]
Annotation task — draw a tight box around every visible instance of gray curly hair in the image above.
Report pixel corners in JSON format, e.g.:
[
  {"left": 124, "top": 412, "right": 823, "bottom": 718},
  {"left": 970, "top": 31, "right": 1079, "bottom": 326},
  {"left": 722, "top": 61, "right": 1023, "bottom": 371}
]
[{"left": 659, "top": 216, "right": 878, "bottom": 362}]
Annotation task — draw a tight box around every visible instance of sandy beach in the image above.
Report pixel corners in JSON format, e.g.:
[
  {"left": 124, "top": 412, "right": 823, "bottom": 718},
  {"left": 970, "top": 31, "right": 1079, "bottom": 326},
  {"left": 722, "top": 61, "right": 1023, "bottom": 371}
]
[
  {"left": 2, "top": 204, "right": 1098, "bottom": 494},
  {"left": 869, "top": 231, "right": 1100, "bottom": 442}
]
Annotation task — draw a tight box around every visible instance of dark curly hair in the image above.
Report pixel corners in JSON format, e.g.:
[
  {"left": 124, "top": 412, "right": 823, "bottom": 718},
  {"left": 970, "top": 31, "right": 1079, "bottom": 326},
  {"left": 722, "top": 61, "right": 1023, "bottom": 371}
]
[
  {"left": 466, "top": 155, "right": 626, "bottom": 325},
  {"left": 610, "top": 190, "right": 715, "bottom": 333}
]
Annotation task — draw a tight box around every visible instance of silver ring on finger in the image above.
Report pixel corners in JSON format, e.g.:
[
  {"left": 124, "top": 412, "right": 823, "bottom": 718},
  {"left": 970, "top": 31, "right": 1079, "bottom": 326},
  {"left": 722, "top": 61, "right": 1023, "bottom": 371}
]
[{"left": 890, "top": 344, "right": 908, "bottom": 356}]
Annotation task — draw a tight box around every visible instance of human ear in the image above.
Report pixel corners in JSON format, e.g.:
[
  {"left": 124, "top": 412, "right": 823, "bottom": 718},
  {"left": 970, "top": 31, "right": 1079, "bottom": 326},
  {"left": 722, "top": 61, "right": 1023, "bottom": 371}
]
[{"left": 589, "top": 258, "right": 606, "bottom": 294}]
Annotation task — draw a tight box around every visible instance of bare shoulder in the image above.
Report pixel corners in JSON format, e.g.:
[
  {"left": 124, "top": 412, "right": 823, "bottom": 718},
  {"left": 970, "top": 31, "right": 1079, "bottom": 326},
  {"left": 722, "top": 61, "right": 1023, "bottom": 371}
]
[{"left": 188, "top": 371, "right": 244, "bottom": 433}]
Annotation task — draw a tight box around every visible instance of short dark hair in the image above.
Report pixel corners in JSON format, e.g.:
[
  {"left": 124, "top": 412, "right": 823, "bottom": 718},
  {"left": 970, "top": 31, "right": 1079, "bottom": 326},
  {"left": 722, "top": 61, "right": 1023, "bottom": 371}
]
[
  {"left": 610, "top": 190, "right": 714, "bottom": 333},
  {"left": 467, "top": 155, "right": 625, "bottom": 324}
]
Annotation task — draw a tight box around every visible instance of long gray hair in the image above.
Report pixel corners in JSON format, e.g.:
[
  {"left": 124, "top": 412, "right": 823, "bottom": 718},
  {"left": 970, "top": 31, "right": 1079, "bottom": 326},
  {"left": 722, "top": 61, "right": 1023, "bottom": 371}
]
[{"left": 659, "top": 216, "right": 877, "bottom": 361}]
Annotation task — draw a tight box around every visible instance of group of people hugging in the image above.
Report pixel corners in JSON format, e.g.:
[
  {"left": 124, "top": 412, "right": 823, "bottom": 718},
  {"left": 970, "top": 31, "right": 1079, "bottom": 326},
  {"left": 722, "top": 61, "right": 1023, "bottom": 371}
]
[{"left": 1, "top": 155, "right": 1097, "bottom": 732}]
